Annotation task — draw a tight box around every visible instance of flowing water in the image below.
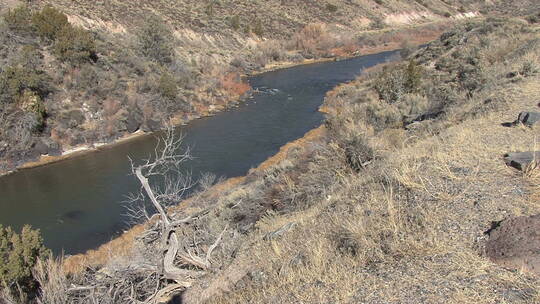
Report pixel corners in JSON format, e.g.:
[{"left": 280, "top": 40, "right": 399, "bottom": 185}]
[{"left": 0, "top": 50, "right": 398, "bottom": 254}]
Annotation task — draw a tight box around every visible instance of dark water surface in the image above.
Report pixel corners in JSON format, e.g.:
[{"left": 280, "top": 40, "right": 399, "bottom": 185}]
[{"left": 0, "top": 51, "right": 398, "bottom": 254}]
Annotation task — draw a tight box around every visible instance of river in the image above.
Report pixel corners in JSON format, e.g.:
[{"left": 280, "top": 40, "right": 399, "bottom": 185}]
[{"left": 0, "top": 50, "right": 398, "bottom": 254}]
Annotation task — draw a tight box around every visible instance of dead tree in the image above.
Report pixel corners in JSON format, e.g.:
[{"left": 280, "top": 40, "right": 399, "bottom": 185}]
[
  {"left": 33, "top": 128, "right": 227, "bottom": 304},
  {"left": 129, "top": 128, "right": 226, "bottom": 303}
]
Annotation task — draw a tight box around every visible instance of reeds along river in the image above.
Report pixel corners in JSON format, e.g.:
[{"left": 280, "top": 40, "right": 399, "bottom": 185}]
[{"left": 0, "top": 50, "right": 399, "bottom": 254}]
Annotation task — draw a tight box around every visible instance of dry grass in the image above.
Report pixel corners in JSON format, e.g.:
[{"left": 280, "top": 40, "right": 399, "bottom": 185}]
[
  {"left": 62, "top": 224, "right": 146, "bottom": 274},
  {"left": 209, "top": 75, "right": 540, "bottom": 303},
  {"left": 32, "top": 15, "right": 540, "bottom": 304},
  {"left": 205, "top": 18, "right": 540, "bottom": 303}
]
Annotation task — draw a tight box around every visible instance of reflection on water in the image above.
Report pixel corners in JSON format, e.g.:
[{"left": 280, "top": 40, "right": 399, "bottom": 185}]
[{"left": 0, "top": 51, "right": 398, "bottom": 254}]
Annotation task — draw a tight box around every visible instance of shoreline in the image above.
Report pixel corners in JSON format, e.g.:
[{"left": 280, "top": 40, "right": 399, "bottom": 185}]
[
  {"left": 0, "top": 20, "right": 451, "bottom": 178},
  {"left": 63, "top": 125, "right": 327, "bottom": 274},
  {"left": 59, "top": 29, "right": 451, "bottom": 272},
  {"left": 0, "top": 55, "right": 364, "bottom": 178}
]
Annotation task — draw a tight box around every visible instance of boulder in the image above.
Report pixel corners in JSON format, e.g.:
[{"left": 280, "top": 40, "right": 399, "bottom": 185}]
[
  {"left": 485, "top": 214, "right": 540, "bottom": 276},
  {"left": 126, "top": 114, "right": 141, "bottom": 133},
  {"left": 60, "top": 109, "right": 86, "bottom": 128},
  {"left": 33, "top": 139, "right": 49, "bottom": 155},
  {"left": 514, "top": 111, "right": 540, "bottom": 127},
  {"left": 504, "top": 151, "right": 540, "bottom": 171},
  {"left": 142, "top": 119, "right": 161, "bottom": 132}
]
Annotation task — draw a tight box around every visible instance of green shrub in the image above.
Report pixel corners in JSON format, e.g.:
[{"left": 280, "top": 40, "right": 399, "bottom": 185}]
[
  {"left": 370, "top": 18, "right": 385, "bottom": 30},
  {"left": 205, "top": 2, "right": 215, "bottom": 16},
  {"left": 397, "top": 93, "right": 429, "bottom": 118},
  {"left": 520, "top": 58, "right": 539, "bottom": 76},
  {"left": 31, "top": 6, "right": 69, "bottom": 41},
  {"left": 0, "top": 46, "right": 49, "bottom": 103},
  {"left": 526, "top": 14, "right": 539, "bottom": 24},
  {"left": 252, "top": 19, "right": 264, "bottom": 37},
  {"left": 0, "top": 225, "right": 50, "bottom": 297},
  {"left": 374, "top": 60, "right": 423, "bottom": 104},
  {"left": 137, "top": 16, "right": 174, "bottom": 64},
  {"left": 19, "top": 90, "right": 46, "bottom": 132},
  {"left": 53, "top": 25, "right": 96, "bottom": 64},
  {"left": 457, "top": 64, "right": 486, "bottom": 95},
  {"left": 399, "top": 41, "right": 416, "bottom": 59},
  {"left": 158, "top": 71, "right": 178, "bottom": 100},
  {"left": 373, "top": 68, "right": 407, "bottom": 104},
  {"left": 3, "top": 5, "right": 33, "bottom": 33},
  {"left": 365, "top": 100, "right": 402, "bottom": 130},
  {"left": 404, "top": 60, "right": 423, "bottom": 93},
  {"left": 75, "top": 64, "right": 99, "bottom": 91},
  {"left": 326, "top": 3, "right": 338, "bottom": 12},
  {"left": 230, "top": 15, "right": 240, "bottom": 30}
]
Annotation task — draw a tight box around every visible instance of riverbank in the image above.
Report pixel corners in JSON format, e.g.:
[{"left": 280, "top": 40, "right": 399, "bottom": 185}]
[
  {"left": 1, "top": 0, "right": 489, "bottom": 183},
  {"left": 249, "top": 21, "right": 450, "bottom": 76},
  {"left": 1, "top": 21, "right": 452, "bottom": 179},
  {"left": 201, "top": 17, "right": 540, "bottom": 303},
  {"left": 62, "top": 124, "right": 327, "bottom": 274},
  {"left": 26, "top": 15, "right": 540, "bottom": 304},
  {"left": 55, "top": 19, "right": 467, "bottom": 273}
]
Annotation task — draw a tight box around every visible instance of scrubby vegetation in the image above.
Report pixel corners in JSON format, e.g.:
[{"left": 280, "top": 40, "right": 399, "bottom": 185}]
[
  {"left": 11, "top": 15, "right": 539, "bottom": 303},
  {"left": 1, "top": 0, "right": 505, "bottom": 174},
  {"left": 136, "top": 15, "right": 174, "bottom": 65},
  {"left": 0, "top": 0, "right": 461, "bottom": 173},
  {"left": 0, "top": 225, "right": 49, "bottom": 302}
]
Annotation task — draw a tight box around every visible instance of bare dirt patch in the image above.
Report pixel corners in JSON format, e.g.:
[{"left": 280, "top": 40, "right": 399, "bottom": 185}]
[{"left": 486, "top": 214, "right": 540, "bottom": 276}]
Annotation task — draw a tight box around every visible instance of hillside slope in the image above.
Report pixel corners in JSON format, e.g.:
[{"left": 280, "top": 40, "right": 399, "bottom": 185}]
[{"left": 25, "top": 14, "right": 540, "bottom": 304}]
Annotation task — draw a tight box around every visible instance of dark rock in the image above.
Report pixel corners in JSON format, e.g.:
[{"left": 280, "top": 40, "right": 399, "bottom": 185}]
[
  {"left": 506, "top": 71, "right": 518, "bottom": 78},
  {"left": 485, "top": 214, "right": 540, "bottom": 276},
  {"left": 33, "top": 139, "right": 49, "bottom": 155},
  {"left": 24, "top": 146, "right": 41, "bottom": 161},
  {"left": 248, "top": 270, "right": 267, "bottom": 283},
  {"left": 59, "top": 110, "right": 86, "bottom": 128},
  {"left": 59, "top": 210, "right": 85, "bottom": 222},
  {"left": 67, "top": 129, "right": 87, "bottom": 146},
  {"left": 504, "top": 151, "right": 540, "bottom": 171},
  {"left": 514, "top": 111, "right": 540, "bottom": 127},
  {"left": 48, "top": 146, "right": 62, "bottom": 156},
  {"left": 322, "top": 52, "right": 335, "bottom": 58},
  {"left": 409, "top": 110, "right": 445, "bottom": 124},
  {"left": 126, "top": 116, "right": 141, "bottom": 133},
  {"left": 126, "top": 115, "right": 141, "bottom": 133},
  {"left": 143, "top": 119, "right": 161, "bottom": 132},
  {"left": 0, "top": 141, "right": 8, "bottom": 154}
]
